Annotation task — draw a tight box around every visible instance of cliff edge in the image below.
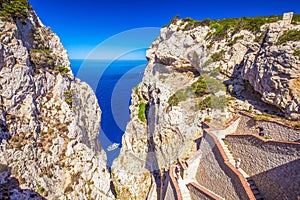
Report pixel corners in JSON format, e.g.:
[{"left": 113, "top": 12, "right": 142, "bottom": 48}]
[
  {"left": 112, "top": 13, "right": 300, "bottom": 199},
  {"left": 0, "top": 1, "right": 112, "bottom": 199}
]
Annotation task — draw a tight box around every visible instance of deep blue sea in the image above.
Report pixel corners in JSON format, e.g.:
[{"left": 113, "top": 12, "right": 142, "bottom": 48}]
[{"left": 70, "top": 59, "right": 147, "bottom": 166}]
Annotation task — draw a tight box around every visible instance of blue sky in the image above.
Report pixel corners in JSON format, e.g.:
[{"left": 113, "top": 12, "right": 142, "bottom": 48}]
[{"left": 29, "top": 0, "right": 300, "bottom": 59}]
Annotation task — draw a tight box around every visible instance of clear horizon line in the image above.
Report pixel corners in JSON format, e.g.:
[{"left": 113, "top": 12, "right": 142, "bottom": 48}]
[{"left": 69, "top": 58, "right": 148, "bottom": 61}]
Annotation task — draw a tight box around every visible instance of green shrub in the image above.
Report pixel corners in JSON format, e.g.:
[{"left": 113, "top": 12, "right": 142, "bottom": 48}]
[
  {"left": 276, "top": 30, "right": 300, "bottom": 45},
  {"left": 196, "top": 96, "right": 211, "bottom": 110},
  {"left": 202, "top": 58, "right": 213, "bottom": 67},
  {"left": 0, "top": 0, "right": 31, "bottom": 20},
  {"left": 37, "top": 186, "right": 45, "bottom": 194},
  {"left": 138, "top": 103, "right": 147, "bottom": 122},
  {"left": 208, "top": 15, "right": 281, "bottom": 40},
  {"left": 228, "top": 35, "right": 244, "bottom": 46},
  {"left": 16, "top": 143, "right": 22, "bottom": 149},
  {"left": 63, "top": 89, "right": 74, "bottom": 106},
  {"left": 30, "top": 48, "right": 55, "bottom": 70},
  {"left": 169, "top": 14, "right": 179, "bottom": 25},
  {"left": 264, "top": 135, "right": 271, "bottom": 140},
  {"left": 247, "top": 105, "right": 253, "bottom": 113},
  {"left": 168, "top": 94, "right": 179, "bottom": 106},
  {"left": 211, "top": 50, "right": 225, "bottom": 62},
  {"left": 210, "top": 66, "right": 221, "bottom": 77},
  {"left": 210, "top": 95, "right": 227, "bottom": 111},
  {"left": 206, "top": 41, "right": 214, "bottom": 49},
  {"left": 54, "top": 66, "right": 70, "bottom": 74},
  {"left": 203, "top": 74, "right": 226, "bottom": 93},
  {"left": 175, "top": 89, "right": 188, "bottom": 101},
  {"left": 293, "top": 49, "right": 300, "bottom": 56},
  {"left": 191, "top": 76, "right": 209, "bottom": 97},
  {"left": 254, "top": 31, "right": 267, "bottom": 43},
  {"left": 182, "top": 18, "right": 203, "bottom": 31},
  {"left": 47, "top": 128, "right": 54, "bottom": 134},
  {"left": 292, "top": 14, "right": 300, "bottom": 24},
  {"left": 168, "top": 87, "right": 192, "bottom": 106}
]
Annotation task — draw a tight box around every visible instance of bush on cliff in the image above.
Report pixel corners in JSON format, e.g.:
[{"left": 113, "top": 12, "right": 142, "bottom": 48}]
[
  {"left": 54, "top": 66, "right": 70, "bottom": 74},
  {"left": 276, "top": 30, "right": 300, "bottom": 45},
  {"left": 138, "top": 102, "right": 147, "bottom": 122},
  {"left": 0, "top": 0, "right": 31, "bottom": 20},
  {"left": 191, "top": 76, "right": 209, "bottom": 97}
]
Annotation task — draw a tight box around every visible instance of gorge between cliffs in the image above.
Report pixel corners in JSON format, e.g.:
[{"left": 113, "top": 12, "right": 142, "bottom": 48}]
[{"left": 0, "top": 2, "right": 300, "bottom": 200}]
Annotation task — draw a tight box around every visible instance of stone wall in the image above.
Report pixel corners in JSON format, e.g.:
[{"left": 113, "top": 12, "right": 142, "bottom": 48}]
[
  {"left": 187, "top": 183, "right": 214, "bottom": 200},
  {"left": 195, "top": 131, "right": 252, "bottom": 200},
  {"left": 162, "top": 173, "right": 178, "bottom": 200},
  {"left": 210, "top": 116, "right": 240, "bottom": 139},
  {"left": 226, "top": 134, "right": 300, "bottom": 199},
  {"left": 236, "top": 112, "right": 300, "bottom": 142}
]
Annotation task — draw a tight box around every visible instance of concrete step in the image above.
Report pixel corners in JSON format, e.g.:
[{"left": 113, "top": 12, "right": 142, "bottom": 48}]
[
  {"left": 250, "top": 185, "right": 258, "bottom": 190},
  {"left": 255, "top": 194, "right": 264, "bottom": 200},
  {"left": 246, "top": 177, "right": 253, "bottom": 181},
  {"left": 248, "top": 180, "right": 255, "bottom": 185},
  {"left": 252, "top": 189, "right": 260, "bottom": 195}
]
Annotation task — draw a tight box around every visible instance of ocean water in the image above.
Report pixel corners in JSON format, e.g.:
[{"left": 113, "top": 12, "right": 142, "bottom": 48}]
[{"left": 70, "top": 59, "right": 147, "bottom": 166}]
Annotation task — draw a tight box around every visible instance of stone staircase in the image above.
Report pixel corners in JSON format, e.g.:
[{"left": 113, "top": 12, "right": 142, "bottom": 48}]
[
  {"left": 177, "top": 177, "right": 192, "bottom": 200},
  {"left": 220, "top": 139, "right": 264, "bottom": 200}
]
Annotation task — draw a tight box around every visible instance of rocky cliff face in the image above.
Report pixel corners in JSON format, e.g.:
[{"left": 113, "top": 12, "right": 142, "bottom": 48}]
[
  {"left": 112, "top": 14, "right": 300, "bottom": 199},
  {"left": 0, "top": 8, "right": 112, "bottom": 200}
]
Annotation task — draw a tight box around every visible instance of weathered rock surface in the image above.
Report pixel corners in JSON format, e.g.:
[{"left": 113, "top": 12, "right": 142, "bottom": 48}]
[
  {"left": 112, "top": 15, "right": 300, "bottom": 199},
  {"left": 0, "top": 10, "right": 112, "bottom": 199}
]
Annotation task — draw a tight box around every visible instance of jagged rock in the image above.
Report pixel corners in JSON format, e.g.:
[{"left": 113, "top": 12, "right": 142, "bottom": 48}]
[
  {"left": 0, "top": 8, "right": 112, "bottom": 200},
  {"left": 112, "top": 16, "right": 300, "bottom": 199}
]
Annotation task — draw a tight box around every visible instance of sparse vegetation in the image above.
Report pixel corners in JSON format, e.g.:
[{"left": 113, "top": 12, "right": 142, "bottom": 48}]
[
  {"left": 63, "top": 89, "right": 74, "bottom": 106},
  {"left": 191, "top": 76, "right": 209, "bottom": 97},
  {"left": 210, "top": 66, "right": 221, "bottom": 77},
  {"left": 208, "top": 15, "right": 281, "bottom": 40},
  {"left": 168, "top": 94, "right": 179, "bottom": 106},
  {"left": 138, "top": 102, "right": 147, "bottom": 122},
  {"left": 168, "top": 87, "right": 192, "bottom": 106},
  {"left": 134, "top": 86, "right": 142, "bottom": 101},
  {"left": 264, "top": 135, "right": 271, "bottom": 140},
  {"left": 247, "top": 105, "right": 253, "bottom": 113},
  {"left": 47, "top": 128, "right": 54, "bottom": 134},
  {"left": 210, "top": 95, "right": 227, "bottom": 111},
  {"left": 202, "top": 58, "right": 213, "bottom": 67},
  {"left": 293, "top": 49, "right": 300, "bottom": 56},
  {"left": 37, "top": 186, "right": 45, "bottom": 194},
  {"left": 206, "top": 41, "right": 215, "bottom": 49},
  {"left": 253, "top": 113, "right": 277, "bottom": 121},
  {"left": 228, "top": 35, "right": 244, "bottom": 46},
  {"left": 292, "top": 14, "right": 300, "bottom": 24},
  {"left": 0, "top": 0, "right": 31, "bottom": 20},
  {"left": 54, "top": 66, "right": 70, "bottom": 74},
  {"left": 203, "top": 74, "right": 226, "bottom": 93},
  {"left": 254, "top": 31, "right": 267, "bottom": 43},
  {"left": 30, "top": 47, "right": 55, "bottom": 70},
  {"left": 211, "top": 50, "right": 225, "bottom": 62},
  {"left": 181, "top": 17, "right": 203, "bottom": 31},
  {"left": 276, "top": 30, "right": 300, "bottom": 45},
  {"left": 196, "top": 96, "right": 211, "bottom": 110}
]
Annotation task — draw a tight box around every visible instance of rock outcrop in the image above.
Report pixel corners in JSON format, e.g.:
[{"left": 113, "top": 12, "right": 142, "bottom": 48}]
[
  {"left": 112, "top": 14, "right": 300, "bottom": 199},
  {"left": 0, "top": 6, "right": 112, "bottom": 200}
]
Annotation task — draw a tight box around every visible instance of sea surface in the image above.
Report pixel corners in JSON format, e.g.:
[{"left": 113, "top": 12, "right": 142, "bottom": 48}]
[{"left": 70, "top": 59, "right": 147, "bottom": 166}]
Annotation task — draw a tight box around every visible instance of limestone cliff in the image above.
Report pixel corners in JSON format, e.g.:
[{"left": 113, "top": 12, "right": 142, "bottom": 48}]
[
  {"left": 112, "top": 13, "right": 300, "bottom": 199},
  {"left": 0, "top": 4, "right": 112, "bottom": 200}
]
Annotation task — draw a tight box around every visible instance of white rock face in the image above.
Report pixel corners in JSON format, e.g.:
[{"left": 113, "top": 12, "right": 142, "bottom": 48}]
[
  {"left": 112, "top": 17, "right": 300, "bottom": 199},
  {"left": 0, "top": 10, "right": 112, "bottom": 199},
  {"left": 241, "top": 24, "right": 300, "bottom": 119}
]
